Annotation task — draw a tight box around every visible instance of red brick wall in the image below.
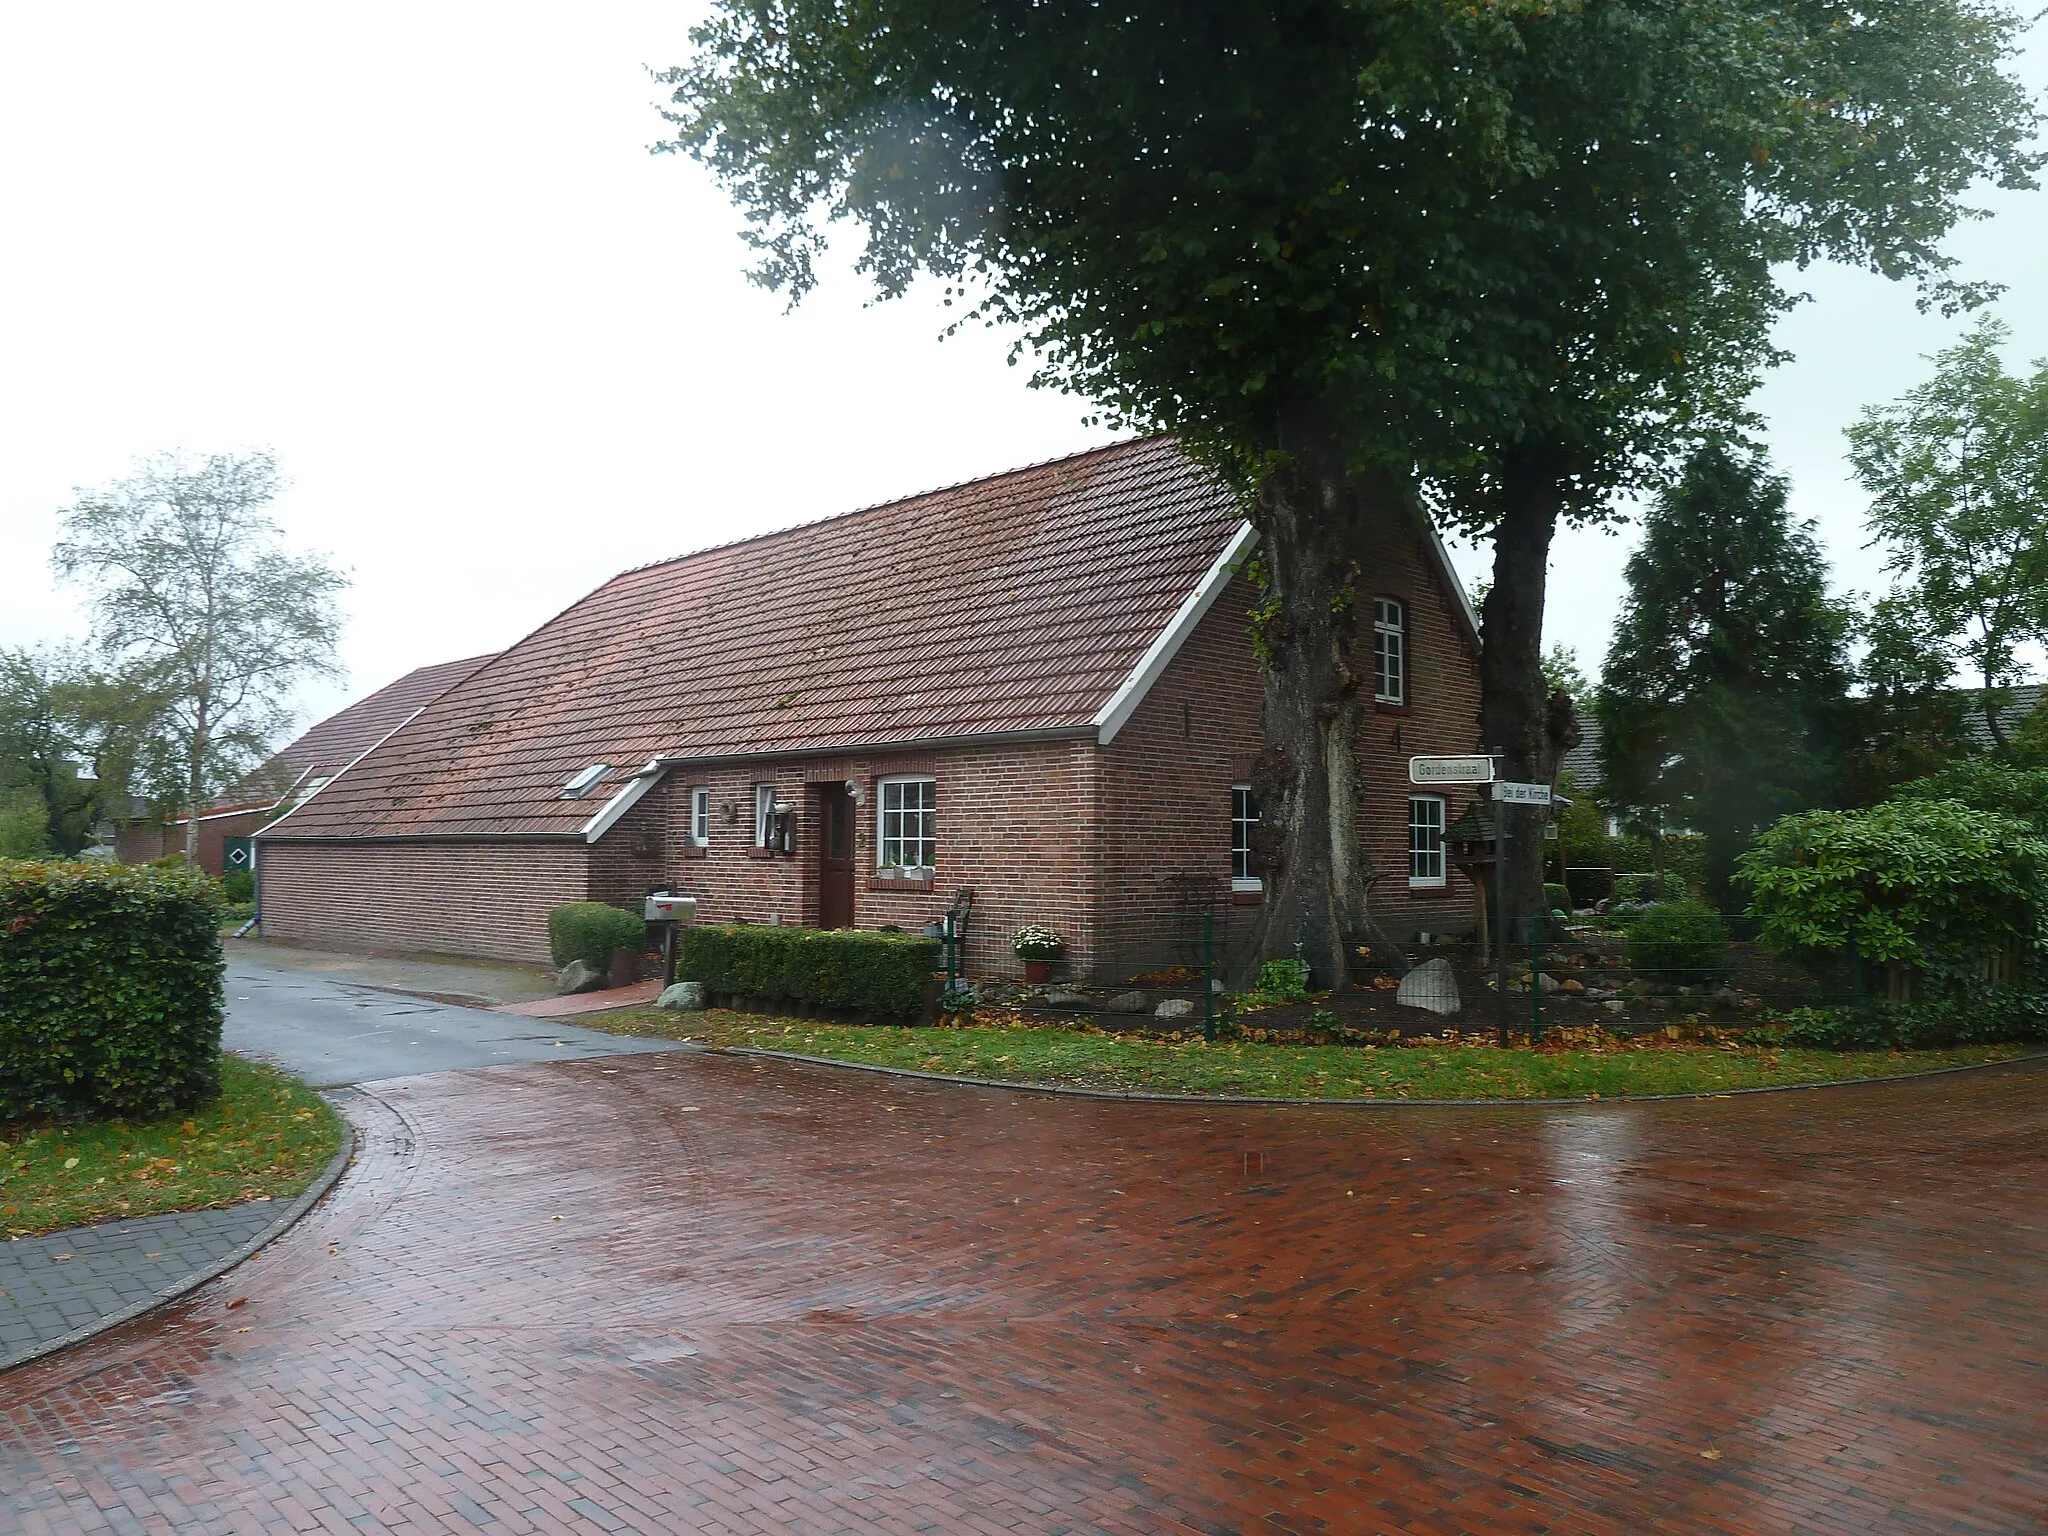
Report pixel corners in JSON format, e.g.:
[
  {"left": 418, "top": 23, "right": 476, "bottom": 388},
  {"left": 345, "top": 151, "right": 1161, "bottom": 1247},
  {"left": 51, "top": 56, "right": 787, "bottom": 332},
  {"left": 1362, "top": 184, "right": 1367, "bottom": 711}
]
[
  {"left": 256, "top": 839, "right": 590, "bottom": 965},
  {"left": 1095, "top": 538, "right": 1485, "bottom": 984},
  {"left": 656, "top": 739, "right": 1101, "bottom": 979}
]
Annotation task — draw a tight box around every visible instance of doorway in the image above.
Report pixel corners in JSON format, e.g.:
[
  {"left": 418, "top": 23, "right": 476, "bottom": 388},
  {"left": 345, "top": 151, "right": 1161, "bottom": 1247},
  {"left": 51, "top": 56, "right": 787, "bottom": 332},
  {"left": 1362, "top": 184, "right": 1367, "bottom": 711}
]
[{"left": 817, "top": 785, "right": 855, "bottom": 929}]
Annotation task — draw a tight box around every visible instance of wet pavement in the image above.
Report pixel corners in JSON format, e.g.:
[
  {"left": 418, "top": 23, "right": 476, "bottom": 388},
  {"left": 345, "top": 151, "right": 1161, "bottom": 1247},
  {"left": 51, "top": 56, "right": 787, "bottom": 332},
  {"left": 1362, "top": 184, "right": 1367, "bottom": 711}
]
[
  {"left": 222, "top": 956, "right": 683, "bottom": 1086},
  {"left": 2, "top": 1050, "right": 2045, "bottom": 1534}
]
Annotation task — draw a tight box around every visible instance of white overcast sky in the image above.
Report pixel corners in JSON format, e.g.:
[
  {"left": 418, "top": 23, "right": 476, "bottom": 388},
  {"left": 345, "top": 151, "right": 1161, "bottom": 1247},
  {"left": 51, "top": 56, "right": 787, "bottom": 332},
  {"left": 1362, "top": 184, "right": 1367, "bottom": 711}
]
[{"left": 2, "top": 4, "right": 2043, "bottom": 734}]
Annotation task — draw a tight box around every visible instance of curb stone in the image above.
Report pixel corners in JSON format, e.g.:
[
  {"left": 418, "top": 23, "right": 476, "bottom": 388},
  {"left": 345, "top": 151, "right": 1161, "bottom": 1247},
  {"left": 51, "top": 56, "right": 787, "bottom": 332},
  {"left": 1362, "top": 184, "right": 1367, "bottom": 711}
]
[
  {"left": 0, "top": 1108, "right": 358, "bottom": 1376},
  {"left": 713, "top": 1043, "right": 2047, "bottom": 1109}
]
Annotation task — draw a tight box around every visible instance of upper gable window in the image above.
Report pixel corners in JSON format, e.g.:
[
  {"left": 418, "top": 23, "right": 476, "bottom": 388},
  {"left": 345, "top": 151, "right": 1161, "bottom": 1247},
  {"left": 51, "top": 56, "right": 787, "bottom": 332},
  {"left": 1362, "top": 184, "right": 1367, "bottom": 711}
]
[
  {"left": 1374, "top": 598, "right": 1406, "bottom": 705},
  {"left": 1231, "top": 783, "right": 1261, "bottom": 893},
  {"left": 560, "top": 763, "right": 610, "bottom": 799}
]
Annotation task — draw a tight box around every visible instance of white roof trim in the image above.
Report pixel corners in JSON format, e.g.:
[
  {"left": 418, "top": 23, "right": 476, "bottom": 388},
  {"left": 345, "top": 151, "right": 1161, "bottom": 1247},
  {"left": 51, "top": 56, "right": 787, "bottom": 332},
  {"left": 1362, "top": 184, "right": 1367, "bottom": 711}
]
[
  {"left": 256, "top": 703, "right": 437, "bottom": 839},
  {"left": 1092, "top": 519, "right": 1259, "bottom": 746},
  {"left": 1425, "top": 518, "right": 1483, "bottom": 642},
  {"left": 581, "top": 760, "right": 666, "bottom": 843}
]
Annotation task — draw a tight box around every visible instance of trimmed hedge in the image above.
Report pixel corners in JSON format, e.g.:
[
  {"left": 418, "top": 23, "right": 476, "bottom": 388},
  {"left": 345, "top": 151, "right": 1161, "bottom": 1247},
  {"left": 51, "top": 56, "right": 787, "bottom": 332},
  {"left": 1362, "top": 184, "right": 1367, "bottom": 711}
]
[
  {"left": 679, "top": 924, "right": 941, "bottom": 1019},
  {"left": 548, "top": 902, "right": 647, "bottom": 970},
  {"left": 1, "top": 859, "right": 225, "bottom": 1122},
  {"left": 1543, "top": 882, "right": 1571, "bottom": 913},
  {"left": 1757, "top": 991, "right": 2048, "bottom": 1049}
]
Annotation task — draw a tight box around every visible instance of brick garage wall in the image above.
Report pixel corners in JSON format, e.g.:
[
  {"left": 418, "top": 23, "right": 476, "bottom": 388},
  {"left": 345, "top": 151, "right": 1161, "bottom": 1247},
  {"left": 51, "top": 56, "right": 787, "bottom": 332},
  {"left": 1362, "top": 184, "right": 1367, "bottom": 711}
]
[
  {"left": 655, "top": 739, "right": 1102, "bottom": 981},
  {"left": 256, "top": 838, "right": 591, "bottom": 966}
]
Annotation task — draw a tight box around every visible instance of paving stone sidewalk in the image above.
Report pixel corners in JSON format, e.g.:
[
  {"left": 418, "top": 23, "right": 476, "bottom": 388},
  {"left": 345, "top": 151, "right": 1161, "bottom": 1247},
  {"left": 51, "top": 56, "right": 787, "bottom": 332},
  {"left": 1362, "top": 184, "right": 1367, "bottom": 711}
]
[{"left": 0, "top": 1201, "right": 288, "bottom": 1369}]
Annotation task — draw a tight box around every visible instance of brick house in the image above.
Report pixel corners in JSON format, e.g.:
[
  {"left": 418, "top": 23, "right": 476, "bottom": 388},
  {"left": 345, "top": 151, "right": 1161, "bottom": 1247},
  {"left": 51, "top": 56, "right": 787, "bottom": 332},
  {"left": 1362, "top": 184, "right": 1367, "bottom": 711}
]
[
  {"left": 121, "top": 654, "right": 493, "bottom": 873},
  {"left": 256, "top": 440, "right": 1485, "bottom": 977}
]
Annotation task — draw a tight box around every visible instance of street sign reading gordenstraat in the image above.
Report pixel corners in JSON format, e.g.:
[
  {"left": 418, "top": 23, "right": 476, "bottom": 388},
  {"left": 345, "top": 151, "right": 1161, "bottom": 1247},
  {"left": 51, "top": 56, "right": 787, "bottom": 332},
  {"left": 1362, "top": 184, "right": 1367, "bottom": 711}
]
[{"left": 1409, "top": 755, "right": 1495, "bottom": 785}]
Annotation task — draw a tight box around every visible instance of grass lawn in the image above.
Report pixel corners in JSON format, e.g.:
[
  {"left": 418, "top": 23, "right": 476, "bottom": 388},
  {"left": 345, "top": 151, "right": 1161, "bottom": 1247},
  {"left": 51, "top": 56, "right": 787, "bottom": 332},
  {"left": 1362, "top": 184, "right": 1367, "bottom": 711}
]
[
  {"left": 1, "top": 1055, "right": 347, "bottom": 1239},
  {"left": 585, "top": 1007, "right": 2028, "bottom": 1101}
]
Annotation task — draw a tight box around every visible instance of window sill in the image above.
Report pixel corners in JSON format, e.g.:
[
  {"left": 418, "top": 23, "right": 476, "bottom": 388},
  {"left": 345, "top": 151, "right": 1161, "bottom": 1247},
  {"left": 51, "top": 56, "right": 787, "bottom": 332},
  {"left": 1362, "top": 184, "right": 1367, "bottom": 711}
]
[
  {"left": 1407, "top": 879, "right": 1448, "bottom": 895},
  {"left": 746, "top": 847, "right": 793, "bottom": 860},
  {"left": 1230, "top": 889, "right": 1262, "bottom": 907},
  {"left": 1373, "top": 700, "right": 1413, "bottom": 715},
  {"left": 680, "top": 844, "right": 708, "bottom": 860},
  {"left": 868, "top": 873, "right": 935, "bottom": 893}
]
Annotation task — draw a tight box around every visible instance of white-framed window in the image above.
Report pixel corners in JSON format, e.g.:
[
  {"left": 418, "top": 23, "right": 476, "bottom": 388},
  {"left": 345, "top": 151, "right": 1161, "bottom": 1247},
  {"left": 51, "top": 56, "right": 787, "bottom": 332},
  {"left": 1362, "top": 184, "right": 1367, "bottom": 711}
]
[
  {"left": 1409, "top": 794, "right": 1446, "bottom": 886},
  {"left": 754, "top": 783, "right": 776, "bottom": 847},
  {"left": 1231, "top": 783, "right": 1261, "bottom": 892},
  {"left": 1374, "top": 597, "right": 1406, "bottom": 704},
  {"left": 877, "top": 776, "right": 936, "bottom": 871},
  {"left": 690, "top": 787, "right": 709, "bottom": 847}
]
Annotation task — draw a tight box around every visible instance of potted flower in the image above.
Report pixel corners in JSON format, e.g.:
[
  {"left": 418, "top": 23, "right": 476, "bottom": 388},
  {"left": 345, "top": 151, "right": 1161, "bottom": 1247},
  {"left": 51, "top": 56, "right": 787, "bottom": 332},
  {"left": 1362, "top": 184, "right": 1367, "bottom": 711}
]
[{"left": 1011, "top": 924, "right": 1065, "bottom": 983}]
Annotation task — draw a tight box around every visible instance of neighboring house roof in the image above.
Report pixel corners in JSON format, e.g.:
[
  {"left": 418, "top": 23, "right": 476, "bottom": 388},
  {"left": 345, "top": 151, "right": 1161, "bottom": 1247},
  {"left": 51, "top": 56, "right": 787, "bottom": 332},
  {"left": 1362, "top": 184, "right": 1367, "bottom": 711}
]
[
  {"left": 268, "top": 438, "right": 1467, "bottom": 843},
  {"left": 1960, "top": 683, "right": 2043, "bottom": 749},
  {"left": 230, "top": 654, "right": 497, "bottom": 807},
  {"left": 1559, "top": 714, "right": 1603, "bottom": 798}
]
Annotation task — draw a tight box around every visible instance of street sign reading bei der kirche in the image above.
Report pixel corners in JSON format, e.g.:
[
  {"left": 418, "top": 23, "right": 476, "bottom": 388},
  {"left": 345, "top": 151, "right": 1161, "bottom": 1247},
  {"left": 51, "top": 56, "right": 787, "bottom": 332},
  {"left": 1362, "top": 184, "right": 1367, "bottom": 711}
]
[
  {"left": 1408, "top": 755, "right": 1496, "bottom": 785},
  {"left": 1492, "top": 780, "right": 1554, "bottom": 806}
]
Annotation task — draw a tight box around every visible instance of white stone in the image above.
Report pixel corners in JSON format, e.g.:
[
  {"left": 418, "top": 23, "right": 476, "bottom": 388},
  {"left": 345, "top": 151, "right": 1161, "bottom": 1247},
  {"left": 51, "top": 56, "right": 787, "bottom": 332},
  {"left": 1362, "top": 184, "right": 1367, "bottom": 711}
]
[
  {"left": 1154, "top": 998, "right": 1196, "bottom": 1020},
  {"left": 658, "top": 981, "right": 706, "bottom": 1011},
  {"left": 1396, "top": 957, "right": 1460, "bottom": 1016},
  {"left": 556, "top": 960, "right": 604, "bottom": 996}
]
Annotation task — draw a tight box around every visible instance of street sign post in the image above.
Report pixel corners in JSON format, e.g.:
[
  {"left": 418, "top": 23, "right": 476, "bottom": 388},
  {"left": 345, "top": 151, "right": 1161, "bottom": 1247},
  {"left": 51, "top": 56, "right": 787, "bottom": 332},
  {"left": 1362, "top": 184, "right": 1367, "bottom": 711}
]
[
  {"left": 1409, "top": 755, "right": 1496, "bottom": 786},
  {"left": 1492, "top": 780, "right": 1553, "bottom": 806}
]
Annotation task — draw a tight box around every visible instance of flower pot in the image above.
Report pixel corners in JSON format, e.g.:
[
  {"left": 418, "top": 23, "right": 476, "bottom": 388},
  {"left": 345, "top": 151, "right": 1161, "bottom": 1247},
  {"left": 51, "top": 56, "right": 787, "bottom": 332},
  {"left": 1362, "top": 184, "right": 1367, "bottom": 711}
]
[{"left": 1022, "top": 959, "right": 1053, "bottom": 984}]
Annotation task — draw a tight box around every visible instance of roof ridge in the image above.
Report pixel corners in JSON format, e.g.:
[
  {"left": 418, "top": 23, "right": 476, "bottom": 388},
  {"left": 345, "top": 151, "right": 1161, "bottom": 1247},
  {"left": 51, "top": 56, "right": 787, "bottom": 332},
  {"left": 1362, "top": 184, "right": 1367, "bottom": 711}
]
[{"left": 605, "top": 436, "right": 1152, "bottom": 582}]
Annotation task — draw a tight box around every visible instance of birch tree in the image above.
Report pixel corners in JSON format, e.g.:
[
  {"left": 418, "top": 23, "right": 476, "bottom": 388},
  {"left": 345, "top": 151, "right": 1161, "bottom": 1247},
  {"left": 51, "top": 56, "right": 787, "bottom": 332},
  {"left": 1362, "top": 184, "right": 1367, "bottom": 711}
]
[{"left": 50, "top": 452, "right": 347, "bottom": 863}]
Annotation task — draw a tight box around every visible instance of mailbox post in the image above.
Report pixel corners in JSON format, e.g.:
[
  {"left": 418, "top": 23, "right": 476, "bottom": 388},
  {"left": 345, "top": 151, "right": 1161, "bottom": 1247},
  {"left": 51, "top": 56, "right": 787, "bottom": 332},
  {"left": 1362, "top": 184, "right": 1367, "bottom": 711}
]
[{"left": 644, "top": 893, "right": 697, "bottom": 987}]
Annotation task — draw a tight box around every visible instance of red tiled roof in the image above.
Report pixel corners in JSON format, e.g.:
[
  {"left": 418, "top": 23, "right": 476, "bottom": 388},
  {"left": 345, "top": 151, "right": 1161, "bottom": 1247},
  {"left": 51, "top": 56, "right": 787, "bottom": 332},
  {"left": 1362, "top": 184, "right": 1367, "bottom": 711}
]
[
  {"left": 265, "top": 439, "right": 1251, "bottom": 840},
  {"left": 235, "top": 654, "right": 496, "bottom": 802}
]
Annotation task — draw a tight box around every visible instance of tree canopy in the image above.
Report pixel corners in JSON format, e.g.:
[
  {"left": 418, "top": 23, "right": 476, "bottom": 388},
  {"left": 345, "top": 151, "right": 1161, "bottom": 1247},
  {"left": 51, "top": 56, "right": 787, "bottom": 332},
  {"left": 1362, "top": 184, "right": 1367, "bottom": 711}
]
[
  {"left": 1598, "top": 444, "right": 1854, "bottom": 905},
  {"left": 51, "top": 452, "right": 347, "bottom": 861},
  {"left": 1847, "top": 318, "right": 2048, "bottom": 751}
]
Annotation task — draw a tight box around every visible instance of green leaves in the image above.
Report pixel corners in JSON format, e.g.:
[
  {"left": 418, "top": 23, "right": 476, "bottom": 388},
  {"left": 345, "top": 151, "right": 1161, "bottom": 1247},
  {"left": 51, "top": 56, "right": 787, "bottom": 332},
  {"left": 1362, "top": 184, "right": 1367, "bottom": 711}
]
[
  {"left": 679, "top": 924, "right": 942, "bottom": 1019},
  {"left": 1736, "top": 797, "right": 2047, "bottom": 974},
  {"left": 0, "top": 860, "right": 225, "bottom": 1122}
]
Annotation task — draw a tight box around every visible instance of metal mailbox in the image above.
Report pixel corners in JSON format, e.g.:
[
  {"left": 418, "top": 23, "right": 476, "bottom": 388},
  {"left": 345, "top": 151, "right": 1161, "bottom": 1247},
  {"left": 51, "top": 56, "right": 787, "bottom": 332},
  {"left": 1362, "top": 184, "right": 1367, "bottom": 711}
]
[{"left": 644, "top": 893, "right": 697, "bottom": 924}]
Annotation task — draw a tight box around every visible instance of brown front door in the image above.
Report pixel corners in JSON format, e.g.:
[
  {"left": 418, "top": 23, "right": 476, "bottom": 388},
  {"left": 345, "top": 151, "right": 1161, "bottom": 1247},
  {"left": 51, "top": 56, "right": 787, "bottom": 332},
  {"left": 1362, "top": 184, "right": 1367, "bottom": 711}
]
[{"left": 818, "top": 786, "right": 855, "bottom": 929}]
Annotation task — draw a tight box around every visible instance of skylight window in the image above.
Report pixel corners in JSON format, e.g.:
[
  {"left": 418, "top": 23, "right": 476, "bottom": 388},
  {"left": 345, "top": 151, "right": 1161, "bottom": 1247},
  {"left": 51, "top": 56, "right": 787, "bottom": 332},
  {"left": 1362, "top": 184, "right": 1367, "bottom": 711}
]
[{"left": 560, "top": 763, "right": 611, "bottom": 799}]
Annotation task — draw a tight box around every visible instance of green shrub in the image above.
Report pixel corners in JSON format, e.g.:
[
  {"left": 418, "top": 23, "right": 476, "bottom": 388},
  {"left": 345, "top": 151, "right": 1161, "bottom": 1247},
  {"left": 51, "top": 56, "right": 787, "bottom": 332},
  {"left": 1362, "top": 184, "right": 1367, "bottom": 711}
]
[
  {"left": 679, "top": 924, "right": 941, "bottom": 1019},
  {"left": 1563, "top": 867, "right": 1610, "bottom": 907},
  {"left": 223, "top": 869, "right": 254, "bottom": 903},
  {"left": 548, "top": 902, "right": 647, "bottom": 970},
  {"left": 1736, "top": 799, "right": 2047, "bottom": 979},
  {"left": 1, "top": 859, "right": 225, "bottom": 1121},
  {"left": 1662, "top": 833, "right": 1707, "bottom": 890},
  {"left": 1626, "top": 900, "right": 1730, "bottom": 984},
  {"left": 1256, "top": 958, "right": 1310, "bottom": 1002},
  {"left": 1754, "top": 991, "right": 2048, "bottom": 1049},
  {"left": 1543, "top": 882, "right": 1571, "bottom": 913},
  {"left": 1892, "top": 762, "right": 2048, "bottom": 835}
]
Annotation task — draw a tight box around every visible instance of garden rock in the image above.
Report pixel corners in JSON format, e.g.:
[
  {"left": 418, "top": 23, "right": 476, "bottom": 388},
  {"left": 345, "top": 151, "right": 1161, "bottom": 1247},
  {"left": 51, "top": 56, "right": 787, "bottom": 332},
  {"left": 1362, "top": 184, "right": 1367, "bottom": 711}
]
[
  {"left": 1558, "top": 977, "right": 1586, "bottom": 995},
  {"left": 1602, "top": 999, "right": 1628, "bottom": 1014},
  {"left": 1396, "top": 958, "right": 1460, "bottom": 1016},
  {"left": 1537, "top": 972, "right": 1563, "bottom": 995},
  {"left": 1154, "top": 998, "right": 1195, "bottom": 1020},
  {"left": 555, "top": 960, "right": 604, "bottom": 995},
  {"left": 657, "top": 981, "right": 706, "bottom": 1012},
  {"left": 1711, "top": 987, "right": 1742, "bottom": 1008},
  {"left": 1043, "top": 990, "right": 1092, "bottom": 1008},
  {"left": 1106, "top": 991, "right": 1149, "bottom": 1014}
]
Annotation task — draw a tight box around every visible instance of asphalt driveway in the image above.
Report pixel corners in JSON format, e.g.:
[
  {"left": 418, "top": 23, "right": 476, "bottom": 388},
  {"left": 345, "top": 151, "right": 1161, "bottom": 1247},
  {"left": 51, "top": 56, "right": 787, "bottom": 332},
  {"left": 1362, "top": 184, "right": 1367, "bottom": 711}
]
[
  {"left": 222, "top": 955, "right": 681, "bottom": 1085},
  {"left": 4, "top": 1043, "right": 2045, "bottom": 1534}
]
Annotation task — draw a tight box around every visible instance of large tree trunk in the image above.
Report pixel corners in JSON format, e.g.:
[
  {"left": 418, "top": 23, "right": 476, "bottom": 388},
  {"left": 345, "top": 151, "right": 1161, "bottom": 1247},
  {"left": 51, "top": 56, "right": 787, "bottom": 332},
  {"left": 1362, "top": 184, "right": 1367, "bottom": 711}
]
[
  {"left": 1245, "top": 412, "right": 1411, "bottom": 991},
  {"left": 1478, "top": 443, "right": 1575, "bottom": 948}
]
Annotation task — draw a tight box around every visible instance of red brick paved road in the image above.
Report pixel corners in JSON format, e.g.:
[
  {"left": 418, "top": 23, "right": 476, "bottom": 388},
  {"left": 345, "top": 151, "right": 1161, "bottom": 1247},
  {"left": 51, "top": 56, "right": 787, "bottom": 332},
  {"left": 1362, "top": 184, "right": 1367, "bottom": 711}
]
[{"left": 4, "top": 1052, "right": 2046, "bottom": 1535}]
